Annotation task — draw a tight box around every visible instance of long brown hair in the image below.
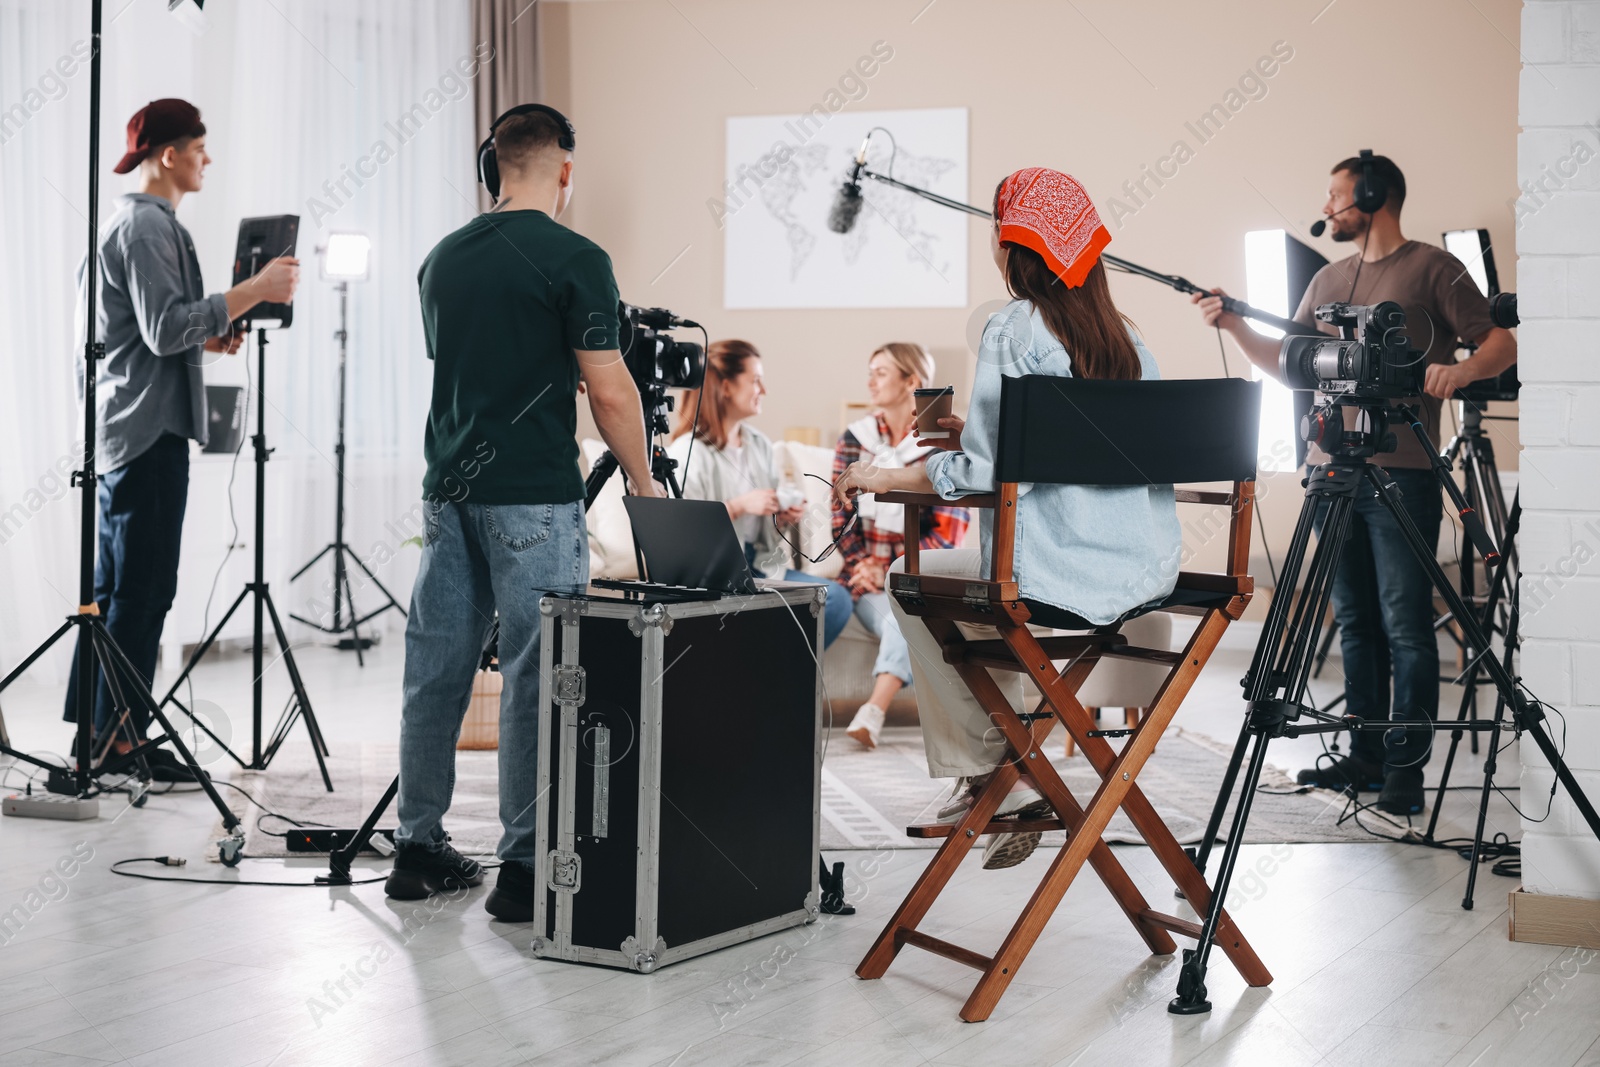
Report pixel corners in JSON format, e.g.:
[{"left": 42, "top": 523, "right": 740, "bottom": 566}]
[
  {"left": 993, "top": 181, "right": 1141, "bottom": 381},
  {"left": 670, "top": 338, "right": 759, "bottom": 450}
]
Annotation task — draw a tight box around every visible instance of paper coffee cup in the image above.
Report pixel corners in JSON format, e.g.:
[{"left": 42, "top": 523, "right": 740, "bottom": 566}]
[{"left": 914, "top": 386, "right": 954, "bottom": 439}]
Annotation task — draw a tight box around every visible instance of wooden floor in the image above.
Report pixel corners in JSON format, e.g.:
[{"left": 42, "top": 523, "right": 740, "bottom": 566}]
[{"left": 1, "top": 629, "right": 1593, "bottom": 1067}]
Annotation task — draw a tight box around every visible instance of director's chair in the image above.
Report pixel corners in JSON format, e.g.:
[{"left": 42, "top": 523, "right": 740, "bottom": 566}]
[{"left": 855, "top": 375, "right": 1269, "bottom": 1022}]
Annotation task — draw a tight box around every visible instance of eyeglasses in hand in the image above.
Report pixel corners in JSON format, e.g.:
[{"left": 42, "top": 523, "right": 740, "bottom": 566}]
[{"left": 772, "top": 473, "right": 860, "bottom": 565}]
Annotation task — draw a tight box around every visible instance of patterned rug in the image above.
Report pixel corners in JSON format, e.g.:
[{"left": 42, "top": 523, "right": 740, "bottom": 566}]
[{"left": 226, "top": 726, "right": 1381, "bottom": 859}]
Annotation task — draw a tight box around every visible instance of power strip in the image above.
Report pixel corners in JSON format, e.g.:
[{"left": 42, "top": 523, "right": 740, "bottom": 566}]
[{"left": 4, "top": 792, "right": 100, "bottom": 820}]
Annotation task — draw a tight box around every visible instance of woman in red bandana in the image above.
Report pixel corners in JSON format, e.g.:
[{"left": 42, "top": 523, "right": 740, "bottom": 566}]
[{"left": 834, "top": 168, "right": 1182, "bottom": 870}]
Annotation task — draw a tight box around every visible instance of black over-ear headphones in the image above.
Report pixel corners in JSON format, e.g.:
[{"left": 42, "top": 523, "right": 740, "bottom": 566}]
[
  {"left": 477, "top": 103, "right": 576, "bottom": 201},
  {"left": 1352, "top": 148, "right": 1388, "bottom": 215}
]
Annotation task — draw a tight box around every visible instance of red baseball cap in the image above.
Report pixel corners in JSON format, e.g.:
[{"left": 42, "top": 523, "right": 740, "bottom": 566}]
[{"left": 112, "top": 98, "right": 206, "bottom": 174}]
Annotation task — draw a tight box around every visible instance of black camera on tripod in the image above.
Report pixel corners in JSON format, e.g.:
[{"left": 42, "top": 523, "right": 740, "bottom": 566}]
[
  {"left": 620, "top": 303, "right": 705, "bottom": 398},
  {"left": 1278, "top": 301, "right": 1424, "bottom": 399},
  {"left": 1279, "top": 301, "right": 1426, "bottom": 461},
  {"left": 583, "top": 303, "right": 706, "bottom": 508}
]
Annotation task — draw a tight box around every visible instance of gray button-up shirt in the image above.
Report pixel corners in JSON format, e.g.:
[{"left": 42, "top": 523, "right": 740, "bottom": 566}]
[{"left": 76, "top": 192, "right": 231, "bottom": 471}]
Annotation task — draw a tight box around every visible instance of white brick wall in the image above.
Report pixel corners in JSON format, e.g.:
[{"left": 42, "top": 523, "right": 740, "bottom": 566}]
[{"left": 1518, "top": 0, "right": 1600, "bottom": 899}]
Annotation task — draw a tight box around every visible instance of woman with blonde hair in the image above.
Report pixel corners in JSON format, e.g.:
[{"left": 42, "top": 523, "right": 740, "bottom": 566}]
[
  {"left": 832, "top": 342, "right": 969, "bottom": 750},
  {"left": 668, "top": 339, "right": 852, "bottom": 647}
]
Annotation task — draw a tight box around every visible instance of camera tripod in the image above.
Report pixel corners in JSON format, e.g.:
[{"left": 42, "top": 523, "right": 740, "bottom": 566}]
[
  {"left": 158, "top": 328, "right": 333, "bottom": 790},
  {"left": 0, "top": 0, "right": 246, "bottom": 861},
  {"left": 583, "top": 380, "right": 684, "bottom": 509},
  {"left": 1168, "top": 399, "right": 1600, "bottom": 1016},
  {"left": 1309, "top": 399, "right": 1517, "bottom": 735},
  {"left": 289, "top": 280, "right": 406, "bottom": 665}
]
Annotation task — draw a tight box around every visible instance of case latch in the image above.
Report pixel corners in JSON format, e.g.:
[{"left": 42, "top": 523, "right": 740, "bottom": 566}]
[
  {"left": 554, "top": 665, "right": 587, "bottom": 707},
  {"left": 547, "top": 850, "right": 582, "bottom": 893}
]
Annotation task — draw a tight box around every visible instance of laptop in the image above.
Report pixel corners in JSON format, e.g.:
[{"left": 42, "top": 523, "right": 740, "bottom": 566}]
[{"left": 616, "top": 497, "right": 760, "bottom": 597}]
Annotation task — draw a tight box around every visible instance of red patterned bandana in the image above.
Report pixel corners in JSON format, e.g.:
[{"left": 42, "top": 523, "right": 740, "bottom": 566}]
[{"left": 994, "top": 168, "right": 1111, "bottom": 288}]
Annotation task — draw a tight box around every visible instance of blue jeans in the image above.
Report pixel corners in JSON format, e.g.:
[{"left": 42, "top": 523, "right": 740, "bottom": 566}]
[
  {"left": 775, "top": 570, "right": 851, "bottom": 648},
  {"left": 396, "top": 500, "right": 587, "bottom": 863},
  {"left": 1314, "top": 467, "right": 1442, "bottom": 771},
  {"left": 855, "top": 591, "right": 913, "bottom": 686},
  {"left": 744, "top": 545, "right": 850, "bottom": 648},
  {"left": 62, "top": 434, "right": 189, "bottom": 740}
]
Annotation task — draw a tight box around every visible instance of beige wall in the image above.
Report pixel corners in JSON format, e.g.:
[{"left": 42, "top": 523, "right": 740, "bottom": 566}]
[{"left": 542, "top": 0, "right": 1521, "bottom": 588}]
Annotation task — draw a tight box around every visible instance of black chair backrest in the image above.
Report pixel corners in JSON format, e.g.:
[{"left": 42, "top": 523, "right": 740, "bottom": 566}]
[{"left": 996, "top": 375, "right": 1261, "bottom": 486}]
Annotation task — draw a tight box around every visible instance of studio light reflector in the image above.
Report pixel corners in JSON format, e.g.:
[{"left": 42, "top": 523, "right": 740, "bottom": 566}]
[
  {"left": 1245, "top": 229, "right": 1328, "bottom": 472},
  {"left": 1443, "top": 228, "right": 1498, "bottom": 298},
  {"left": 320, "top": 232, "right": 371, "bottom": 282}
]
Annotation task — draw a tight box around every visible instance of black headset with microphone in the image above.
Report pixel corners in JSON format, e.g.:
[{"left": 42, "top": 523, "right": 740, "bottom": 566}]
[
  {"left": 1350, "top": 148, "right": 1388, "bottom": 214},
  {"left": 1309, "top": 148, "right": 1389, "bottom": 236},
  {"left": 476, "top": 103, "right": 576, "bottom": 201}
]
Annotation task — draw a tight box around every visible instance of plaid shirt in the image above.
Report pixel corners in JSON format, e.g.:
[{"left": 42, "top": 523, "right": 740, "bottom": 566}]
[{"left": 832, "top": 414, "right": 969, "bottom": 599}]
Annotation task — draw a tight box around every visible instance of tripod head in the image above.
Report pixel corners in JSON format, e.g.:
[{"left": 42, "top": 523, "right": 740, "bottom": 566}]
[{"left": 1300, "top": 394, "right": 1398, "bottom": 461}]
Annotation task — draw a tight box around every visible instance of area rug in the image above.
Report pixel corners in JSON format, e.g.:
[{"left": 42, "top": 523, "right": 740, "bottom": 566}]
[{"left": 225, "top": 726, "right": 1384, "bottom": 859}]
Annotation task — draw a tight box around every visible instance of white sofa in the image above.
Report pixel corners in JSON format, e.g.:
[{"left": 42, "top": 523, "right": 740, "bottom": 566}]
[
  {"left": 581, "top": 438, "right": 1173, "bottom": 726},
  {"left": 582, "top": 438, "right": 917, "bottom": 719}
]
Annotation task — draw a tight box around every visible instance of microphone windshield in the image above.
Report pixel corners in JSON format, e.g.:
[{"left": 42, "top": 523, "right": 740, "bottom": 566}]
[
  {"left": 827, "top": 182, "right": 864, "bottom": 235},
  {"left": 1309, "top": 218, "right": 1327, "bottom": 237}
]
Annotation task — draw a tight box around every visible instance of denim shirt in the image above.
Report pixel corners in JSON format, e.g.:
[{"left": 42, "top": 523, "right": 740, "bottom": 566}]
[
  {"left": 75, "top": 193, "right": 230, "bottom": 471},
  {"left": 925, "top": 300, "right": 1182, "bottom": 625}
]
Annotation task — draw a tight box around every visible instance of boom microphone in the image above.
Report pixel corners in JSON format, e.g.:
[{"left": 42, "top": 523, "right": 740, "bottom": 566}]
[
  {"left": 826, "top": 134, "right": 872, "bottom": 235},
  {"left": 1309, "top": 202, "right": 1364, "bottom": 237}
]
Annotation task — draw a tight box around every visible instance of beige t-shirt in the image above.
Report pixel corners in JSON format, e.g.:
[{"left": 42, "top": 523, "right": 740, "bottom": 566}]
[{"left": 1293, "top": 240, "right": 1495, "bottom": 469}]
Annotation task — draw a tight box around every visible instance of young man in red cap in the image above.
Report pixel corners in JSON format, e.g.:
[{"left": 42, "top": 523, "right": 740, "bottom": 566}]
[{"left": 65, "top": 98, "right": 299, "bottom": 770}]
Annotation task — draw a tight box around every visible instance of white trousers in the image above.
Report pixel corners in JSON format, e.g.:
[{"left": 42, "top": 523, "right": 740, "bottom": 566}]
[{"left": 888, "top": 549, "right": 1027, "bottom": 778}]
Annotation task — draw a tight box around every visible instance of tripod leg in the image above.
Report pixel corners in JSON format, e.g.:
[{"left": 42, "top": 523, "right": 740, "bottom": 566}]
[
  {"left": 341, "top": 551, "right": 366, "bottom": 668},
  {"left": 290, "top": 543, "right": 334, "bottom": 582},
  {"left": 263, "top": 591, "right": 334, "bottom": 791},
  {"left": 89, "top": 619, "right": 243, "bottom": 834},
  {"left": 0, "top": 620, "right": 74, "bottom": 692},
  {"left": 321, "top": 774, "right": 399, "bottom": 886},
  {"left": 1171, "top": 722, "right": 1279, "bottom": 1015},
  {"left": 347, "top": 549, "right": 407, "bottom": 618}
]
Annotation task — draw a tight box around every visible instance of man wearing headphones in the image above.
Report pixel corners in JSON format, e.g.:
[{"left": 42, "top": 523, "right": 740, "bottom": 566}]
[
  {"left": 1195, "top": 153, "right": 1517, "bottom": 815},
  {"left": 387, "top": 105, "right": 659, "bottom": 918}
]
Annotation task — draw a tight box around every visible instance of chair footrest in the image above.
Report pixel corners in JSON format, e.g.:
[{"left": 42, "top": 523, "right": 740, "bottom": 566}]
[
  {"left": 906, "top": 817, "right": 1067, "bottom": 839},
  {"left": 1140, "top": 908, "right": 1203, "bottom": 940},
  {"left": 894, "top": 929, "right": 993, "bottom": 972}
]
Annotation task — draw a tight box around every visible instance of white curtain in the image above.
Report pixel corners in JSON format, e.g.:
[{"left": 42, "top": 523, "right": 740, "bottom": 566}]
[{"left": 0, "top": 0, "right": 478, "bottom": 681}]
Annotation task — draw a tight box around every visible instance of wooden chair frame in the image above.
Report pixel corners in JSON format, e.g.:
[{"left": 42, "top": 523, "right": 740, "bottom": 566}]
[{"left": 854, "top": 481, "right": 1272, "bottom": 1022}]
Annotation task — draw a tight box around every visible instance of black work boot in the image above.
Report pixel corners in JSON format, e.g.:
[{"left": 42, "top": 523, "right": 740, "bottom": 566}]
[
  {"left": 485, "top": 860, "right": 539, "bottom": 923},
  {"left": 384, "top": 840, "right": 484, "bottom": 900}
]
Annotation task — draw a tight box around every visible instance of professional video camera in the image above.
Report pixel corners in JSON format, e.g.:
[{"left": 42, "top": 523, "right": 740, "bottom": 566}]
[
  {"left": 620, "top": 303, "right": 706, "bottom": 396},
  {"left": 1278, "top": 301, "right": 1424, "bottom": 400},
  {"left": 1277, "top": 301, "right": 1427, "bottom": 462},
  {"left": 584, "top": 303, "right": 706, "bottom": 507}
]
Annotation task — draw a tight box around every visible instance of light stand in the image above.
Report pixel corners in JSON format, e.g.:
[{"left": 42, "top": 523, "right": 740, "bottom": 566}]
[
  {"left": 290, "top": 236, "right": 405, "bottom": 664},
  {"left": 0, "top": 0, "right": 244, "bottom": 861},
  {"left": 158, "top": 328, "right": 334, "bottom": 790}
]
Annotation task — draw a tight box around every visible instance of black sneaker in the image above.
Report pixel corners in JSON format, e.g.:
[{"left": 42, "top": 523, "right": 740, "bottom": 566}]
[
  {"left": 1295, "top": 753, "right": 1385, "bottom": 792},
  {"left": 485, "top": 860, "right": 538, "bottom": 923},
  {"left": 145, "top": 748, "right": 197, "bottom": 782},
  {"left": 384, "top": 841, "right": 484, "bottom": 900},
  {"left": 1378, "top": 768, "right": 1426, "bottom": 816}
]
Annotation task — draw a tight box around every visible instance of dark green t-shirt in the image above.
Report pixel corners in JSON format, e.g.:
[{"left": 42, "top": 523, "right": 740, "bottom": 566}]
[{"left": 417, "top": 209, "right": 620, "bottom": 505}]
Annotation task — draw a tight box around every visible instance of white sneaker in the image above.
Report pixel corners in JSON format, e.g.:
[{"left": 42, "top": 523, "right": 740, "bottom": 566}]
[
  {"left": 845, "top": 703, "right": 886, "bottom": 750},
  {"left": 937, "top": 776, "right": 1048, "bottom": 824}
]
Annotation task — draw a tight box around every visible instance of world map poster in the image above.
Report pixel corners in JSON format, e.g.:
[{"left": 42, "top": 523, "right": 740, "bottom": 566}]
[{"left": 721, "top": 107, "right": 969, "bottom": 309}]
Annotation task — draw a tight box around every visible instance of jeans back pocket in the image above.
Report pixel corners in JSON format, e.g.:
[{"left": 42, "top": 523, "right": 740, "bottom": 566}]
[{"left": 485, "top": 504, "right": 555, "bottom": 551}]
